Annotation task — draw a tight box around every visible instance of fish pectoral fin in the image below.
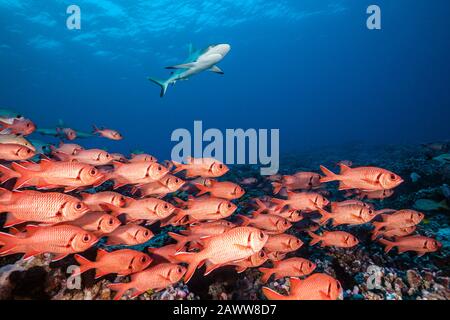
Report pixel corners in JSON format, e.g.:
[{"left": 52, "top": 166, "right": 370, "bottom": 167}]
[
  {"left": 234, "top": 244, "right": 251, "bottom": 251},
  {"left": 209, "top": 65, "right": 224, "bottom": 74},
  {"left": 319, "top": 291, "right": 332, "bottom": 300},
  {"left": 165, "top": 63, "right": 195, "bottom": 70}
]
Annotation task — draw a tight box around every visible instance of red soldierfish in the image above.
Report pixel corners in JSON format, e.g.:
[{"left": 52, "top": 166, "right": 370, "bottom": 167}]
[
  {"left": 308, "top": 231, "right": 359, "bottom": 248},
  {"left": 108, "top": 263, "right": 186, "bottom": 300},
  {"left": 272, "top": 172, "right": 322, "bottom": 194},
  {"left": 174, "top": 227, "right": 268, "bottom": 283},
  {"left": 0, "top": 188, "right": 89, "bottom": 227},
  {"left": 0, "top": 225, "right": 97, "bottom": 261},
  {"left": 259, "top": 257, "right": 316, "bottom": 283},
  {"left": 92, "top": 125, "right": 123, "bottom": 140},
  {"left": 172, "top": 157, "right": 229, "bottom": 178},
  {"left": 105, "top": 225, "right": 153, "bottom": 246},
  {"left": 263, "top": 273, "right": 342, "bottom": 300},
  {"left": 320, "top": 164, "right": 403, "bottom": 191},
  {"left": 194, "top": 180, "right": 245, "bottom": 200},
  {"left": 74, "top": 248, "right": 151, "bottom": 278},
  {"left": 379, "top": 236, "right": 441, "bottom": 256}
]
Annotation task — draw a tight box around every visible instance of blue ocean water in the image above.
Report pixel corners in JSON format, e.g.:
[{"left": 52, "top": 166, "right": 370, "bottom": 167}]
[{"left": 1, "top": 0, "right": 449, "bottom": 160}]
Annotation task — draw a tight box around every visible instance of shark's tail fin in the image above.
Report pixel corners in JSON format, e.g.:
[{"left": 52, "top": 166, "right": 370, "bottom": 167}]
[{"left": 148, "top": 77, "right": 169, "bottom": 97}]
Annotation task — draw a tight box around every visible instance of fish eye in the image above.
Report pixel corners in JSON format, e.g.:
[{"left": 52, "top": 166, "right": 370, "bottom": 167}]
[
  {"left": 177, "top": 267, "right": 182, "bottom": 273},
  {"left": 390, "top": 174, "right": 396, "bottom": 180},
  {"left": 308, "top": 262, "right": 312, "bottom": 268},
  {"left": 141, "top": 256, "right": 147, "bottom": 263},
  {"left": 369, "top": 209, "right": 373, "bottom": 214},
  {"left": 219, "top": 164, "right": 223, "bottom": 169},
  {"left": 158, "top": 166, "right": 162, "bottom": 171},
  {"left": 175, "top": 179, "right": 179, "bottom": 183},
  {"left": 164, "top": 204, "right": 169, "bottom": 209},
  {"left": 76, "top": 202, "right": 83, "bottom": 209},
  {"left": 26, "top": 123, "right": 30, "bottom": 127},
  {"left": 144, "top": 230, "right": 149, "bottom": 237},
  {"left": 108, "top": 218, "right": 114, "bottom": 225},
  {"left": 259, "top": 231, "right": 265, "bottom": 239},
  {"left": 259, "top": 251, "right": 265, "bottom": 258},
  {"left": 336, "top": 282, "right": 341, "bottom": 289},
  {"left": 83, "top": 234, "right": 91, "bottom": 242},
  {"left": 90, "top": 168, "right": 97, "bottom": 175},
  {"left": 227, "top": 203, "right": 232, "bottom": 208}
]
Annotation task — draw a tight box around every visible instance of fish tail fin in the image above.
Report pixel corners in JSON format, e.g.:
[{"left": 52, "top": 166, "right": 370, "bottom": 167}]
[
  {"left": 254, "top": 198, "right": 267, "bottom": 215},
  {"left": 0, "top": 232, "right": 19, "bottom": 256},
  {"left": 168, "top": 232, "right": 189, "bottom": 250},
  {"left": 372, "top": 221, "right": 385, "bottom": 235},
  {"left": 262, "top": 287, "right": 289, "bottom": 300},
  {"left": 193, "top": 183, "right": 209, "bottom": 196},
  {"left": 307, "top": 231, "right": 322, "bottom": 246},
  {"left": 314, "top": 207, "right": 332, "bottom": 225},
  {"left": 73, "top": 254, "right": 95, "bottom": 276},
  {"left": 173, "top": 251, "right": 202, "bottom": 283},
  {"left": 237, "top": 214, "right": 251, "bottom": 227},
  {"left": 271, "top": 198, "right": 287, "bottom": 212},
  {"left": 10, "top": 162, "right": 33, "bottom": 189},
  {"left": 319, "top": 165, "right": 340, "bottom": 183},
  {"left": 171, "top": 161, "right": 186, "bottom": 174},
  {"left": 259, "top": 267, "right": 274, "bottom": 283},
  {"left": 92, "top": 125, "right": 99, "bottom": 134},
  {"left": 108, "top": 282, "right": 132, "bottom": 301},
  {"left": 378, "top": 238, "right": 396, "bottom": 253},
  {"left": 272, "top": 182, "right": 282, "bottom": 195},
  {"left": 148, "top": 77, "right": 169, "bottom": 98},
  {"left": 0, "top": 164, "right": 19, "bottom": 184}
]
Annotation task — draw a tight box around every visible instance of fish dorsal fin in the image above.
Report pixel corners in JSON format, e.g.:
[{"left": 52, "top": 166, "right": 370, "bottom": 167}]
[
  {"left": 339, "top": 164, "right": 351, "bottom": 174},
  {"left": 96, "top": 248, "right": 108, "bottom": 259},
  {"left": 289, "top": 277, "right": 303, "bottom": 292},
  {"left": 40, "top": 158, "right": 54, "bottom": 170},
  {"left": 25, "top": 225, "right": 41, "bottom": 236}
]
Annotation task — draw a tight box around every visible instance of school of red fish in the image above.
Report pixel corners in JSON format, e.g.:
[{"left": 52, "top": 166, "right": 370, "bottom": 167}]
[{"left": 0, "top": 113, "right": 442, "bottom": 300}]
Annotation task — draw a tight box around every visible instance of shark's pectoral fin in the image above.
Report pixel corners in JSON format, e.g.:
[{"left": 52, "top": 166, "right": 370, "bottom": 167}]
[
  {"left": 165, "top": 63, "right": 195, "bottom": 70},
  {"left": 209, "top": 65, "right": 224, "bottom": 74}
]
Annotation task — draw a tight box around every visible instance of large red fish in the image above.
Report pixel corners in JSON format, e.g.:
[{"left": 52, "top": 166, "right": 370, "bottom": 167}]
[
  {"left": 108, "top": 263, "right": 186, "bottom": 300},
  {"left": 372, "top": 209, "right": 424, "bottom": 236},
  {"left": 263, "top": 273, "right": 342, "bottom": 300},
  {"left": 74, "top": 249, "right": 151, "bottom": 278},
  {"left": 9, "top": 159, "right": 105, "bottom": 192},
  {"left": 135, "top": 174, "right": 185, "bottom": 198},
  {"left": 53, "top": 148, "right": 112, "bottom": 166},
  {"left": 106, "top": 197, "right": 176, "bottom": 223},
  {"left": 272, "top": 191, "right": 329, "bottom": 213},
  {"left": 239, "top": 213, "right": 292, "bottom": 235},
  {"left": 108, "top": 161, "right": 168, "bottom": 189},
  {"left": 0, "top": 188, "right": 89, "bottom": 227},
  {"left": 80, "top": 191, "right": 127, "bottom": 211},
  {"left": 259, "top": 257, "right": 316, "bottom": 283},
  {"left": 379, "top": 236, "right": 441, "bottom": 256},
  {"left": 272, "top": 172, "right": 322, "bottom": 194},
  {"left": 263, "top": 234, "right": 303, "bottom": 253},
  {"left": 64, "top": 212, "right": 121, "bottom": 236},
  {"left": 105, "top": 225, "right": 153, "bottom": 246},
  {"left": 174, "top": 227, "right": 268, "bottom": 282},
  {"left": 172, "top": 196, "right": 237, "bottom": 223},
  {"left": 315, "top": 203, "right": 378, "bottom": 226},
  {"left": 194, "top": 180, "right": 245, "bottom": 200},
  {"left": 172, "top": 157, "right": 229, "bottom": 178},
  {"left": 320, "top": 164, "right": 403, "bottom": 191},
  {"left": 0, "top": 225, "right": 97, "bottom": 261},
  {"left": 308, "top": 231, "right": 359, "bottom": 248}
]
